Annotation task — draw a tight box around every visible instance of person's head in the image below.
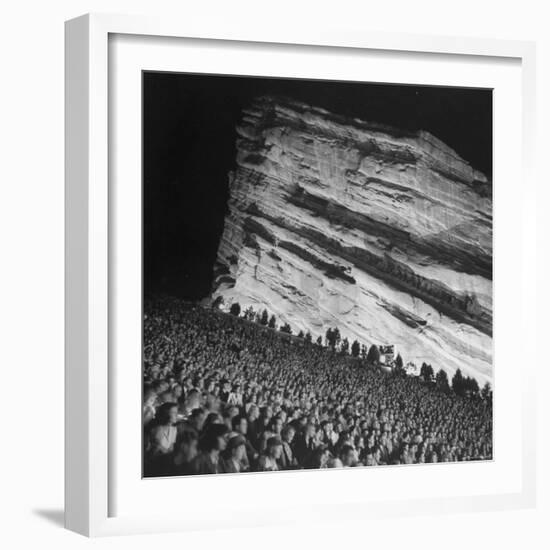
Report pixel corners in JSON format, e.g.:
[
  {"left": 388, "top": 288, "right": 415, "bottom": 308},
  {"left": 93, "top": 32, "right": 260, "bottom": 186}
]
[
  {"left": 309, "top": 447, "right": 329, "bottom": 469},
  {"left": 262, "top": 406, "right": 273, "bottom": 420},
  {"left": 200, "top": 424, "right": 229, "bottom": 453},
  {"left": 158, "top": 390, "right": 174, "bottom": 404},
  {"left": 305, "top": 423, "right": 316, "bottom": 438},
  {"left": 227, "top": 435, "right": 247, "bottom": 462},
  {"left": 156, "top": 402, "right": 178, "bottom": 426},
  {"left": 247, "top": 404, "right": 260, "bottom": 422},
  {"left": 185, "top": 389, "right": 200, "bottom": 409},
  {"left": 203, "top": 412, "right": 223, "bottom": 431},
  {"left": 190, "top": 407, "right": 206, "bottom": 431},
  {"left": 227, "top": 406, "right": 239, "bottom": 419},
  {"left": 340, "top": 444, "right": 357, "bottom": 467},
  {"left": 144, "top": 388, "right": 157, "bottom": 408},
  {"left": 281, "top": 425, "right": 296, "bottom": 444},
  {"left": 322, "top": 421, "right": 333, "bottom": 436},
  {"left": 176, "top": 430, "right": 198, "bottom": 462},
  {"left": 365, "top": 452, "right": 376, "bottom": 466},
  {"left": 271, "top": 416, "right": 284, "bottom": 434},
  {"left": 232, "top": 415, "right": 248, "bottom": 435},
  {"left": 266, "top": 436, "right": 283, "bottom": 459}
]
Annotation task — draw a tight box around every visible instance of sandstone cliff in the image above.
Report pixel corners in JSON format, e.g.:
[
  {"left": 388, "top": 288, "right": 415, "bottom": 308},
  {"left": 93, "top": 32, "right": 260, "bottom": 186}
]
[{"left": 212, "top": 96, "right": 492, "bottom": 384}]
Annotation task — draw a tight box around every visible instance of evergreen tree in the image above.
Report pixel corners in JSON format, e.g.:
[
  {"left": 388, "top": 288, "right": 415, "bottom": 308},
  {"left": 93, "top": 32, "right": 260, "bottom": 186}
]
[
  {"left": 305, "top": 332, "right": 312, "bottom": 343},
  {"left": 366, "top": 344, "right": 380, "bottom": 364},
  {"left": 298, "top": 330, "right": 305, "bottom": 339},
  {"left": 243, "top": 306, "right": 255, "bottom": 322},
  {"left": 393, "top": 353, "right": 405, "bottom": 376},
  {"left": 268, "top": 315, "right": 277, "bottom": 329},
  {"left": 351, "top": 339, "right": 361, "bottom": 358},
  {"left": 316, "top": 335, "right": 323, "bottom": 346},
  {"left": 229, "top": 302, "right": 241, "bottom": 317},
  {"left": 280, "top": 323, "right": 292, "bottom": 334},
  {"left": 325, "top": 327, "right": 341, "bottom": 350},
  {"left": 468, "top": 376, "right": 480, "bottom": 398},
  {"left": 260, "top": 309, "right": 269, "bottom": 326},
  {"left": 333, "top": 328, "right": 341, "bottom": 349},
  {"left": 435, "top": 369, "right": 450, "bottom": 393},
  {"left": 452, "top": 368, "right": 465, "bottom": 396},
  {"left": 325, "top": 328, "right": 334, "bottom": 348},
  {"left": 420, "top": 362, "right": 434, "bottom": 383},
  {"left": 340, "top": 337, "right": 349, "bottom": 355},
  {"left": 481, "top": 381, "right": 492, "bottom": 401}
]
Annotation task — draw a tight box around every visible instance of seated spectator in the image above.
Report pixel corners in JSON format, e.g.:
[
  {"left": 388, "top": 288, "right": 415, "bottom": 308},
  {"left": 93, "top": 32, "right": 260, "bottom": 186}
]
[
  {"left": 223, "top": 435, "right": 248, "bottom": 473},
  {"left": 258, "top": 436, "right": 283, "bottom": 471},
  {"left": 173, "top": 430, "right": 199, "bottom": 475},
  {"left": 190, "top": 424, "right": 229, "bottom": 475}
]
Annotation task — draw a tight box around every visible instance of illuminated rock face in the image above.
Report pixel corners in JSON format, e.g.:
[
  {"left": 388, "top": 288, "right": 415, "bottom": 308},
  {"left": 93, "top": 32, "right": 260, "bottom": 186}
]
[{"left": 212, "top": 96, "right": 492, "bottom": 384}]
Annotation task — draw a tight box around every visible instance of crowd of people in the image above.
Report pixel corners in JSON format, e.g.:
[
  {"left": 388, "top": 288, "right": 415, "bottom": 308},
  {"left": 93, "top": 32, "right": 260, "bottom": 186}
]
[{"left": 143, "top": 297, "right": 493, "bottom": 477}]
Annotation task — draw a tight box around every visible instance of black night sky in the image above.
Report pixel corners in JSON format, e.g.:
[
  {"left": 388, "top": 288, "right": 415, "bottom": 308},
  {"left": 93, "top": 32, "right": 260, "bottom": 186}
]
[{"left": 143, "top": 72, "right": 492, "bottom": 300}]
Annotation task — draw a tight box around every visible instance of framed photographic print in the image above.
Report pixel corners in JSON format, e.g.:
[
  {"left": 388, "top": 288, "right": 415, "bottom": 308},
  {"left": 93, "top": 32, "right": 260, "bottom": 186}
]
[{"left": 65, "top": 13, "right": 537, "bottom": 536}]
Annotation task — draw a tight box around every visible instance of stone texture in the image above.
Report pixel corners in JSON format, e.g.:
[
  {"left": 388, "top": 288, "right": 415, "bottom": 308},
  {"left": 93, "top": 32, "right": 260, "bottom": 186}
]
[{"left": 212, "top": 96, "right": 492, "bottom": 384}]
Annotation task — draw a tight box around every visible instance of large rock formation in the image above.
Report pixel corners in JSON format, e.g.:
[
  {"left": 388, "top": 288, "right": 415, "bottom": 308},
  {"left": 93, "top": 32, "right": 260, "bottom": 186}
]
[{"left": 212, "top": 96, "right": 492, "bottom": 384}]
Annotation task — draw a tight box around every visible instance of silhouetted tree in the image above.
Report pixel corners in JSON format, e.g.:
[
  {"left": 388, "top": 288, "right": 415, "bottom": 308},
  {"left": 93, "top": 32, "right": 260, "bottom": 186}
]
[
  {"left": 243, "top": 306, "right": 255, "bottom": 322},
  {"left": 325, "top": 327, "right": 341, "bottom": 350},
  {"left": 366, "top": 344, "right": 380, "bottom": 364},
  {"left": 393, "top": 353, "right": 406, "bottom": 376},
  {"left": 325, "top": 328, "right": 333, "bottom": 348},
  {"left": 435, "top": 369, "right": 450, "bottom": 393},
  {"left": 268, "top": 315, "right": 277, "bottom": 329},
  {"left": 481, "top": 382, "right": 492, "bottom": 401},
  {"left": 280, "top": 323, "right": 292, "bottom": 334},
  {"left": 298, "top": 330, "right": 305, "bottom": 339},
  {"left": 305, "top": 332, "right": 312, "bottom": 343},
  {"left": 316, "top": 335, "right": 323, "bottom": 346},
  {"left": 463, "top": 376, "right": 480, "bottom": 398},
  {"left": 333, "top": 328, "right": 341, "bottom": 349},
  {"left": 351, "top": 340, "right": 361, "bottom": 358},
  {"left": 340, "top": 337, "right": 349, "bottom": 355},
  {"left": 452, "top": 369, "right": 465, "bottom": 396},
  {"left": 229, "top": 302, "right": 241, "bottom": 317},
  {"left": 260, "top": 309, "right": 269, "bottom": 326},
  {"left": 420, "top": 362, "right": 434, "bottom": 383}
]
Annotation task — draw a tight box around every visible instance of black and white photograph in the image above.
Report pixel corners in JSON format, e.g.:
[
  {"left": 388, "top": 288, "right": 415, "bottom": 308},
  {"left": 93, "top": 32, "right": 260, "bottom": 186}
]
[{"left": 142, "top": 72, "right": 493, "bottom": 478}]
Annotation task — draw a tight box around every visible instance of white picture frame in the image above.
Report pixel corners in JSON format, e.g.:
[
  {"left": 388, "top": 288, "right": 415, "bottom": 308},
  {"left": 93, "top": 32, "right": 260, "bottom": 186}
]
[{"left": 65, "top": 12, "right": 537, "bottom": 537}]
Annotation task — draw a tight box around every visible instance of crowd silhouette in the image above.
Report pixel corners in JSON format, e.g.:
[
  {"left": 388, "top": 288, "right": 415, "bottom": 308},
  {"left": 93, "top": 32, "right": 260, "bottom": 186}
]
[{"left": 143, "top": 297, "right": 492, "bottom": 477}]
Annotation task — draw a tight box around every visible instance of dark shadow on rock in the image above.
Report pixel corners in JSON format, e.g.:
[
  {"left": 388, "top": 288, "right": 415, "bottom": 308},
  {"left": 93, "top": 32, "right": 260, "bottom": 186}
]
[{"left": 33, "top": 509, "right": 64, "bottom": 528}]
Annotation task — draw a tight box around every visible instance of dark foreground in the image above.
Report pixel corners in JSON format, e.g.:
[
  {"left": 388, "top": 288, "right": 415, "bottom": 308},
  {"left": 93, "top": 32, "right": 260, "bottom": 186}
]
[{"left": 143, "top": 297, "right": 492, "bottom": 477}]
